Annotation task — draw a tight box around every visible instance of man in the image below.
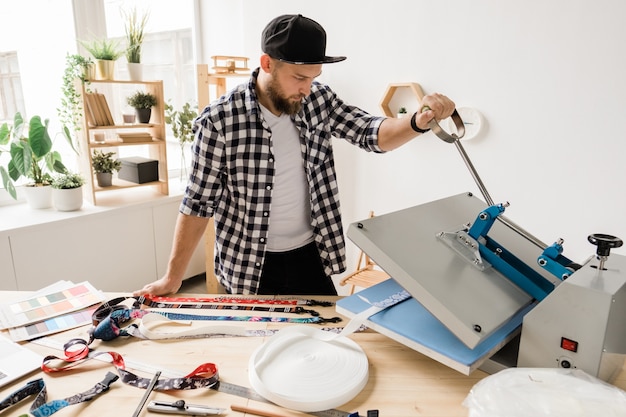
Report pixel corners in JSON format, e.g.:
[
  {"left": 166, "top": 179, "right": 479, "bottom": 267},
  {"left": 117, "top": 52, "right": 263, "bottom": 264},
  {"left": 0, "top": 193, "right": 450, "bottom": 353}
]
[{"left": 134, "top": 14, "right": 455, "bottom": 296}]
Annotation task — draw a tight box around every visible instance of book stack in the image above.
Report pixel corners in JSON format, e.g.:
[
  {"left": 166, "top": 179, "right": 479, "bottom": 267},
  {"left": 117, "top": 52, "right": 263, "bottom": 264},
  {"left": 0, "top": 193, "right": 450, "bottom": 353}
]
[
  {"left": 117, "top": 131, "right": 153, "bottom": 143},
  {"left": 84, "top": 92, "right": 115, "bottom": 126}
]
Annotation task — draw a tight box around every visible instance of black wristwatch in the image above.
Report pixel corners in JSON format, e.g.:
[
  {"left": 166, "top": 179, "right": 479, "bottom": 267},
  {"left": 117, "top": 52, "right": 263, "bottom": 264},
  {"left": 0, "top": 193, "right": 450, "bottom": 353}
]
[{"left": 410, "top": 112, "right": 430, "bottom": 134}]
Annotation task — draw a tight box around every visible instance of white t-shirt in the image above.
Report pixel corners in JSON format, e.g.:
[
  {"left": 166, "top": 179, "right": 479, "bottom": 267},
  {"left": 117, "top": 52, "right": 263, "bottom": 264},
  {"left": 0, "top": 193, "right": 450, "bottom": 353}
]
[{"left": 259, "top": 105, "right": 314, "bottom": 252}]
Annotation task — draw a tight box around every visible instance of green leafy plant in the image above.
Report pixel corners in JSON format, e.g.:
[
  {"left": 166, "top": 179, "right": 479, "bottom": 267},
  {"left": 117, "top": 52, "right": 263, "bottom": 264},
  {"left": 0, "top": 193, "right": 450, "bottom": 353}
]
[
  {"left": 398, "top": 107, "right": 407, "bottom": 114},
  {"left": 165, "top": 100, "right": 197, "bottom": 147},
  {"left": 58, "top": 53, "right": 93, "bottom": 154},
  {"left": 123, "top": 7, "right": 149, "bottom": 64},
  {"left": 81, "top": 38, "right": 124, "bottom": 61},
  {"left": 91, "top": 150, "right": 121, "bottom": 174},
  {"left": 51, "top": 171, "right": 85, "bottom": 189},
  {"left": 126, "top": 90, "right": 157, "bottom": 109},
  {"left": 0, "top": 113, "right": 66, "bottom": 199},
  {"left": 165, "top": 100, "right": 197, "bottom": 182}
]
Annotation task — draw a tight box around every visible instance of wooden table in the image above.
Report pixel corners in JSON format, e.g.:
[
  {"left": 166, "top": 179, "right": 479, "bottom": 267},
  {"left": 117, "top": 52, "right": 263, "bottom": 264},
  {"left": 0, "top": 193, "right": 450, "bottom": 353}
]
[{"left": 1, "top": 292, "right": 625, "bottom": 417}]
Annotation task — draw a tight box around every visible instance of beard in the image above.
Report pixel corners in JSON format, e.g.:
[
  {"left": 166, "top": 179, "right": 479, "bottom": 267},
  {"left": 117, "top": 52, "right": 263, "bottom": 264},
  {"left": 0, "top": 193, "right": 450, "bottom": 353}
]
[{"left": 266, "top": 75, "right": 303, "bottom": 115}]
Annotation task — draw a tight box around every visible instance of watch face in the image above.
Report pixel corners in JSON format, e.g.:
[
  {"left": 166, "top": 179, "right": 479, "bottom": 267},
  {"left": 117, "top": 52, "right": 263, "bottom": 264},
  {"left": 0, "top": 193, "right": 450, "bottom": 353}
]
[{"left": 445, "top": 107, "right": 483, "bottom": 140}]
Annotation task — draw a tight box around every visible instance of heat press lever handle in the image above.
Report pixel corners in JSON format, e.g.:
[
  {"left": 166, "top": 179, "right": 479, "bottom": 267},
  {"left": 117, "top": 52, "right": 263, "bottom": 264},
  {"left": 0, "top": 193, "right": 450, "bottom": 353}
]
[
  {"left": 588, "top": 233, "right": 623, "bottom": 257},
  {"left": 424, "top": 107, "right": 494, "bottom": 207},
  {"left": 424, "top": 106, "right": 548, "bottom": 251}
]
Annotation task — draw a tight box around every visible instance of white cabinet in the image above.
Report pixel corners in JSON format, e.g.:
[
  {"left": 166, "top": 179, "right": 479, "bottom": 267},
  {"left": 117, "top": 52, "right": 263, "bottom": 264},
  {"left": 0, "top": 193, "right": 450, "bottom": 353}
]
[
  {"left": 11, "top": 209, "right": 155, "bottom": 291},
  {"left": 0, "top": 194, "right": 205, "bottom": 292}
]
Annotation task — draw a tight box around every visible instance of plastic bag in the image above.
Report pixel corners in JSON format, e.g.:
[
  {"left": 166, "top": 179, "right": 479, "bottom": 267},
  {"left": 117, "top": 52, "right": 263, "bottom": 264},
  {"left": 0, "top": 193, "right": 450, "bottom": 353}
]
[{"left": 463, "top": 368, "right": 626, "bottom": 417}]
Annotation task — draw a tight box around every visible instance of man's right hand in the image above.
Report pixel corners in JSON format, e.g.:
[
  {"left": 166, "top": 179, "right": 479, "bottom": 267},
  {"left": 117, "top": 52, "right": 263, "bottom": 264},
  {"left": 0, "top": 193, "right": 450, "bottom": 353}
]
[{"left": 132, "top": 276, "right": 182, "bottom": 297}]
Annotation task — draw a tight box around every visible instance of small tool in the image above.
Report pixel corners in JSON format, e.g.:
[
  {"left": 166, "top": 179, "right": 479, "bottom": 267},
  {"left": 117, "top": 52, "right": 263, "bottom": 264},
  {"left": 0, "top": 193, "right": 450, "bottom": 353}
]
[
  {"left": 148, "top": 400, "right": 226, "bottom": 415},
  {"left": 132, "top": 370, "right": 161, "bottom": 417}
]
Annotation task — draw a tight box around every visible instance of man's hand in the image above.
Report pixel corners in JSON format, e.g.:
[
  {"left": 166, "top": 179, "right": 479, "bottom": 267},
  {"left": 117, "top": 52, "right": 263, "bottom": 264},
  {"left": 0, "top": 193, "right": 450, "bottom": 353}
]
[
  {"left": 132, "top": 276, "right": 182, "bottom": 297},
  {"left": 414, "top": 93, "right": 456, "bottom": 130}
]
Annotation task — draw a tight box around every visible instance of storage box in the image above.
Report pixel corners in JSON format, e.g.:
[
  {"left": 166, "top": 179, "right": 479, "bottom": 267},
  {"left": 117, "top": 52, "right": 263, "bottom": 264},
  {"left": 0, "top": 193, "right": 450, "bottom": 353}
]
[{"left": 118, "top": 157, "right": 159, "bottom": 184}]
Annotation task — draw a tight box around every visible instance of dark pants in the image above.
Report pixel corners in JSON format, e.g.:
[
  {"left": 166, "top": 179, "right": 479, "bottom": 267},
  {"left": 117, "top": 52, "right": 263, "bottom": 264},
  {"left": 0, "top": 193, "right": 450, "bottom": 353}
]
[{"left": 257, "top": 241, "right": 338, "bottom": 295}]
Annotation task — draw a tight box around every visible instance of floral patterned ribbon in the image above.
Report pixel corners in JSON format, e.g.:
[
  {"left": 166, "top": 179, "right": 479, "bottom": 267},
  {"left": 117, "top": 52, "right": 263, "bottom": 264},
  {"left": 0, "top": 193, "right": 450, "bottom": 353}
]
[
  {"left": 0, "top": 372, "right": 118, "bottom": 417},
  {"left": 41, "top": 337, "right": 220, "bottom": 391}
]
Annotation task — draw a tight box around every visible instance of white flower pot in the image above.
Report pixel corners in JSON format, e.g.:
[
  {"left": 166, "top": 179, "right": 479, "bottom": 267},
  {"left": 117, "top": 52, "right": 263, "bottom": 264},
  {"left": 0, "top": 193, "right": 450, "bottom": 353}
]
[
  {"left": 52, "top": 187, "right": 84, "bottom": 211},
  {"left": 22, "top": 185, "right": 52, "bottom": 209},
  {"left": 127, "top": 62, "right": 143, "bottom": 81}
]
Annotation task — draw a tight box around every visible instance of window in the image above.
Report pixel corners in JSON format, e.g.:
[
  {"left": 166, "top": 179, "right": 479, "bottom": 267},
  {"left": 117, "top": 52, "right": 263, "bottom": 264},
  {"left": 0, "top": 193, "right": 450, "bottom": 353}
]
[
  {"left": 114, "top": 29, "right": 196, "bottom": 110},
  {"left": 101, "top": 0, "right": 196, "bottom": 177},
  {"left": 0, "top": 51, "right": 25, "bottom": 123}
]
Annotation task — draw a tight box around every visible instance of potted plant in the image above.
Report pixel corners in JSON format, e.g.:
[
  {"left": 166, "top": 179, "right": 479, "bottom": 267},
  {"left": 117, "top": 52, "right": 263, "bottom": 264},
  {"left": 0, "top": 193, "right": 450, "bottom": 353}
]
[
  {"left": 397, "top": 107, "right": 408, "bottom": 119},
  {"left": 58, "top": 53, "right": 93, "bottom": 154},
  {"left": 91, "top": 149, "right": 121, "bottom": 187},
  {"left": 51, "top": 171, "right": 85, "bottom": 211},
  {"left": 165, "top": 100, "right": 197, "bottom": 183},
  {"left": 0, "top": 112, "right": 67, "bottom": 209},
  {"left": 127, "top": 90, "right": 157, "bottom": 123},
  {"left": 80, "top": 38, "right": 123, "bottom": 80},
  {"left": 123, "top": 7, "right": 149, "bottom": 81}
]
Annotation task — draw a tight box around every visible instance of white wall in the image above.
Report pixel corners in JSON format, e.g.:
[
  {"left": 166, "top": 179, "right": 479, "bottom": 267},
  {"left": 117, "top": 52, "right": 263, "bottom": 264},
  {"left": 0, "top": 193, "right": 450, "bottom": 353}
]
[{"left": 197, "top": 0, "right": 626, "bottom": 283}]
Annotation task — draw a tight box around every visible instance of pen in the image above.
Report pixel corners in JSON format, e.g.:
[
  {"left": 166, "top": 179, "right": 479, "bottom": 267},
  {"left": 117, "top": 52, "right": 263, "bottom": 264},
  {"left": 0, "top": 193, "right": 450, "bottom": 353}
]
[
  {"left": 132, "top": 370, "right": 161, "bottom": 417},
  {"left": 230, "top": 404, "right": 291, "bottom": 417}
]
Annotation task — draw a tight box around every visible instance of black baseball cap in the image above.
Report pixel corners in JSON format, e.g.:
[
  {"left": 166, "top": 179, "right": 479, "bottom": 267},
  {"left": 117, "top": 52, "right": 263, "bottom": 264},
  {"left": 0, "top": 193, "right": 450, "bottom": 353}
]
[{"left": 261, "top": 14, "right": 346, "bottom": 65}]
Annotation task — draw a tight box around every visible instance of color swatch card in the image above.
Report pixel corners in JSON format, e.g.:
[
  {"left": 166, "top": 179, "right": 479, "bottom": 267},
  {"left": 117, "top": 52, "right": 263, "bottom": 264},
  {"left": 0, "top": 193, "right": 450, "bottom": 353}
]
[
  {"left": 7, "top": 306, "right": 98, "bottom": 341},
  {"left": 0, "top": 281, "right": 105, "bottom": 330}
]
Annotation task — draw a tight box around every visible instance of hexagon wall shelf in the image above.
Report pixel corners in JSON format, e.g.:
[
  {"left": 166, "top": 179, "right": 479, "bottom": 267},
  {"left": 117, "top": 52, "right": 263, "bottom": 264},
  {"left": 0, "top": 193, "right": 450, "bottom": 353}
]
[{"left": 380, "top": 82, "right": 425, "bottom": 117}]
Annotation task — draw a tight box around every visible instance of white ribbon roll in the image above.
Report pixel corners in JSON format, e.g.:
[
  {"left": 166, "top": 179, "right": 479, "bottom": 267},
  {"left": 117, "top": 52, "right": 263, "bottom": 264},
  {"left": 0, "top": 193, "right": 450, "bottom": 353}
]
[
  {"left": 248, "top": 289, "right": 412, "bottom": 412},
  {"left": 248, "top": 325, "right": 369, "bottom": 412}
]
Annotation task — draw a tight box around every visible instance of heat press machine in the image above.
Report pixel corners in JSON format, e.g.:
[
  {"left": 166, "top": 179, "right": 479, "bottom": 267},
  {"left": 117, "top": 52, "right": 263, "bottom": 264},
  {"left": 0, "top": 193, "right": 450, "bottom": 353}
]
[{"left": 336, "top": 110, "right": 626, "bottom": 382}]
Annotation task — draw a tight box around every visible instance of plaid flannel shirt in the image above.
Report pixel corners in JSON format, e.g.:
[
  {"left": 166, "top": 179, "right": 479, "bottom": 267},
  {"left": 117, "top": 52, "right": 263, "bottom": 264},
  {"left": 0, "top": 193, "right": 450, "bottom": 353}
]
[{"left": 181, "top": 68, "right": 385, "bottom": 294}]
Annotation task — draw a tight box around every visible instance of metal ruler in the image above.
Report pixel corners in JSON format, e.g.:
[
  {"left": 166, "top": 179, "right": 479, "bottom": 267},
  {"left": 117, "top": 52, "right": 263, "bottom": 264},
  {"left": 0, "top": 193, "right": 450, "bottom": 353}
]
[
  {"left": 211, "top": 381, "right": 355, "bottom": 417},
  {"left": 32, "top": 337, "right": 356, "bottom": 417}
]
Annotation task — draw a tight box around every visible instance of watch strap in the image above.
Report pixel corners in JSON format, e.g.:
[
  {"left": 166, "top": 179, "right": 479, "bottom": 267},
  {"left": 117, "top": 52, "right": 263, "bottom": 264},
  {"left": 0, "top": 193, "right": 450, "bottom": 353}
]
[{"left": 410, "top": 112, "right": 430, "bottom": 134}]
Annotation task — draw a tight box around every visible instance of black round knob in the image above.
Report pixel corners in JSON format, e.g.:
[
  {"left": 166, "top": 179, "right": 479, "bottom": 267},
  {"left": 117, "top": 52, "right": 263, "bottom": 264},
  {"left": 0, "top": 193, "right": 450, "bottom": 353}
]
[
  {"left": 588, "top": 234, "right": 623, "bottom": 257},
  {"left": 560, "top": 360, "right": 571, "bottom": 369}
]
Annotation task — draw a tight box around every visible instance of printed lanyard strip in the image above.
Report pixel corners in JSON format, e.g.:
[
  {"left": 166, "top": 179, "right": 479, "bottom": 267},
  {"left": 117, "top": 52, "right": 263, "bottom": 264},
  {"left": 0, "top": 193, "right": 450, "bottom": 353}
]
[
  {"left": 143, "top": 295, "right": 334, "bottom": 307},
  {"left": 0, "top": 372, "right": 118, "bottom": 417},
  {"left": 141, "top": 298, "right": 322, "bottom": 316},
  {"left": 89, "top": 297, "right": 341, "bottom": 343},
  {"left": 41, "top": 338, "right": 219, "bottom": 391},
  {"left": 93, "top": 297, "right": 339, "bottom": 325},
  {"left": 91, "top": 307, "right": 341, "bottom": 342}
]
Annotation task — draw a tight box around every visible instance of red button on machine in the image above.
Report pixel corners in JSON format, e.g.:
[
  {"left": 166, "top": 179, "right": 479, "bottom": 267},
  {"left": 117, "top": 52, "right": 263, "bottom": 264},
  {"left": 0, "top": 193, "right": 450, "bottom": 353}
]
[{"left": 561, "top": 337, "right": 578, "bottom": 352}]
